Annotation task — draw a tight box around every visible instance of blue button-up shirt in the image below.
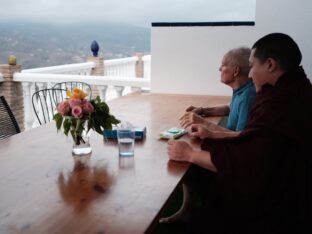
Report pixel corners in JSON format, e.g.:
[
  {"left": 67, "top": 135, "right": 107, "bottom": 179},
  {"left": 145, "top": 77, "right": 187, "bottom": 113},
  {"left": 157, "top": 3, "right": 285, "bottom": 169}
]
[{"left": 227, "top": 79, "right": 256, "bottom": 131}]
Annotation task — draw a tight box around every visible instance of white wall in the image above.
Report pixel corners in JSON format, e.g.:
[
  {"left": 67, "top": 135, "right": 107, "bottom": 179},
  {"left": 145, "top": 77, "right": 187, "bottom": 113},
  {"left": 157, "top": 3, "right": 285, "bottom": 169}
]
[
  {"left": 255, "top": 0, "right": 312, "bottom": 77},
  {"left": 151, "top": 26, "right": 256, "bottom": 96},
  {"left": 151, "top": 0, "right": 312, "bottom": 95}
]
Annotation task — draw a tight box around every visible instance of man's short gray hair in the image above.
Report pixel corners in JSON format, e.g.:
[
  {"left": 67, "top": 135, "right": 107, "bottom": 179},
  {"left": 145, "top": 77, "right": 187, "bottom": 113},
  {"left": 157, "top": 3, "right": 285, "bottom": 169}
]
[{"left": 226, "top": 47, "right": 251, "bottom": 77}]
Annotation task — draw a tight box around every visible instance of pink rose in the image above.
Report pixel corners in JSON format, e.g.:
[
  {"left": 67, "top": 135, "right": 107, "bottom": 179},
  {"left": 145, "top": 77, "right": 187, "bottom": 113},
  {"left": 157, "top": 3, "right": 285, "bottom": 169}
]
[
  {"left": 72, "top": 105, "right": 83, "bottom": 118},
  {"left": 69, "top": 98, "right": 82, "bottom": 108},
  {"left": 57, "top": 101, "right": 70, "bottom": 115},
  {"left": 82, "top": 102, "right": 94, "bottom": 113}
]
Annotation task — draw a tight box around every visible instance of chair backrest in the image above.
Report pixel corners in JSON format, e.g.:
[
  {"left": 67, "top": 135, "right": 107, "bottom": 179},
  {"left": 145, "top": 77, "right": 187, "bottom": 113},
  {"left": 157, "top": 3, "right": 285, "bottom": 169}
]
[
  {"left": 32, "top": 88, "right": 67, "bottom": 125},
  {"left": 52, "top": 82, "right": 92, "bottom": 100},
  {"left": 0, "top": 96, "right": 21, "bottom": 140}
]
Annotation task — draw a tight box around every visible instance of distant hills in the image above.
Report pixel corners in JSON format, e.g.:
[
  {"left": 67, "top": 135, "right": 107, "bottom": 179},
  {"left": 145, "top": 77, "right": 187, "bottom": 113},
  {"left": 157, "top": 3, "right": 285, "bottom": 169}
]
[{"left": 0, "top": 22, "right": 150, "bottom": 69}]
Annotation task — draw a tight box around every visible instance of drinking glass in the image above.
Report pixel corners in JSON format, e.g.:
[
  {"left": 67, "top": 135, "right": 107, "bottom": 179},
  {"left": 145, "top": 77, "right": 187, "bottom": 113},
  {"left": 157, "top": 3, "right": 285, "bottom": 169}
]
[{"left": 117, "top": 129, "right": 135, "bottom": 157}]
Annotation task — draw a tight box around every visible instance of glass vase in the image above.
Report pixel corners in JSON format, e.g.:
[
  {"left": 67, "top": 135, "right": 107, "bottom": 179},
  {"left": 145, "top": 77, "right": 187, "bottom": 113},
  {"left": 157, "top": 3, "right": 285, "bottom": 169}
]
[{"left": 72, "top": 130, "right": 92, "bottom": 156}]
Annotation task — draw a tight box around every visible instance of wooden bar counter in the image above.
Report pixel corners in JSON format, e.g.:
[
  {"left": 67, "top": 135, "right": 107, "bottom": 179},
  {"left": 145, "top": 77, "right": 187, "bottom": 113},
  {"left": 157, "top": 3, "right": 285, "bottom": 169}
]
[{"left": 0, "top": 93, "right": 230, "bottom": 234}]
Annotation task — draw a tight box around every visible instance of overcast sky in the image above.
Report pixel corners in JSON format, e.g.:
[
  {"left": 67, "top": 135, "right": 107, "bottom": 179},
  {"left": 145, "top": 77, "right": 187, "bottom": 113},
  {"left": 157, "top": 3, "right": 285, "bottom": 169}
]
[{"left": 0, "top": 0, "right": 256, "bottom": 28}]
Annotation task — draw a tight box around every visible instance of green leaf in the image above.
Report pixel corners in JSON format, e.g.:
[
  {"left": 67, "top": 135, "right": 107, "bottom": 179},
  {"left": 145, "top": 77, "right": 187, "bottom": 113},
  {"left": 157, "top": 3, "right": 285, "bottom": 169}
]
[
  {"left": 75, "top": 118, "right": 81, "bottom": 132},
  {"left": 88, "top": 114, "right": 95, "bottom": 131},
  {"left": 109, "top": 115, "right": 121, "bottom": 125},
  {"left": 63, "top": 117, "right": 71, "bottom": 136},
  {"left": 70, "top": 129, "right": 77, "bottom": 144},
  {"left": 53, "top": 113, "right": 63, "bottom": 130}
]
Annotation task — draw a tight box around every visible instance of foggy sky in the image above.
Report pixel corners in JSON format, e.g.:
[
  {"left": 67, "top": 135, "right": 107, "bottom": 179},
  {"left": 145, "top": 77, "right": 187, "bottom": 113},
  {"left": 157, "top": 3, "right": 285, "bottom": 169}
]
[{"left": 0, "top": 0, "right": 256, "bottom": 27}]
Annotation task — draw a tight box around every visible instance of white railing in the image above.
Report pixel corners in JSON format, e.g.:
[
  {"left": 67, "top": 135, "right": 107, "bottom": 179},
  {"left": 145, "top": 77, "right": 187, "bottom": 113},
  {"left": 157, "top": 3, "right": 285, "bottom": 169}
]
[
  {"left": 13, "top": 55, "right": 151, "bottom": 129},
  {"left": 104, "top": 56, "right": 137, "bottom": 77},
  {"left": 0, "top": 73, "right": 3, "bottom": 82},
  {"left": 14, "top": 73, "right": 150, "bottom": 88},
  {"left": 13, "top": 73, "right": 150, "bottom": 129},
  {"left": 20, "top": 55, "right": 152, "bottom": 78},
  {"left": 142, "top": 55, "right": 151, "bottom": 78},
  {"left": 22, "top": 62, "right": 95, "bottom": 75}
]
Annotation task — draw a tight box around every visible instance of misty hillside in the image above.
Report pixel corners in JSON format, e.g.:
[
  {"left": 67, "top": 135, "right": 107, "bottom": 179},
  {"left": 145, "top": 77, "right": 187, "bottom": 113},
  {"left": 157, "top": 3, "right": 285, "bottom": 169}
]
[{"left": 0, "top": 22, "right": 150, "bottom": 69}]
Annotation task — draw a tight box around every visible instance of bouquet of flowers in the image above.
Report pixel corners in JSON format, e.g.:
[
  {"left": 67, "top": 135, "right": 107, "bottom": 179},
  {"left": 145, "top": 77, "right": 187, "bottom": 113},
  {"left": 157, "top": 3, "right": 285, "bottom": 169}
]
[{"left": 53, "top": 88, "right": 120, "bottom": 145}]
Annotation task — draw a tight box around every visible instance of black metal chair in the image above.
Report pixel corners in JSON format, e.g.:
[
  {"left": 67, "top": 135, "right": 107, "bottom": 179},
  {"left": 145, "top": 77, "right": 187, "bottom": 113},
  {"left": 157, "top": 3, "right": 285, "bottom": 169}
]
[
  {"left": 0, "top": 96, "right": 21, "bottom": 140},
  {"left": 52, "top": 82, "right": 92, "bottom": 100},
  {"left": 32, "top": 88, "right": 67, "bottom": 125}
]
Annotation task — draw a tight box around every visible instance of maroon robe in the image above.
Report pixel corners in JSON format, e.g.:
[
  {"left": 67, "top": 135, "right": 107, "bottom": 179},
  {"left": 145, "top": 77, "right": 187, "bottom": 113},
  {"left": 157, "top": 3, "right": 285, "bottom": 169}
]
[{"left": 201, "top": 66, "right": 312, "bottom": 233}]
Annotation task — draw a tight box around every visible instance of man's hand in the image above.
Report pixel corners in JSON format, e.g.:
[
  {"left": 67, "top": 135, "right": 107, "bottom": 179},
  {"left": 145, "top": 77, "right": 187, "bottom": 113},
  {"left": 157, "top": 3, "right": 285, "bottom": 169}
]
[
  {"left": 179, "top": 112, "right": 205, "bottom": 128},
  {"left": 185, "top": 105, "right": 202, "bottom": 115},
  {"left": 167, "top": 140, "right": 193, "bottom": 162},
  {"left": 189, "top": 124, "right": 212, "bottom": 139},
  {"left": 190, "top": 124, "right": 241, "bottom": 139}
]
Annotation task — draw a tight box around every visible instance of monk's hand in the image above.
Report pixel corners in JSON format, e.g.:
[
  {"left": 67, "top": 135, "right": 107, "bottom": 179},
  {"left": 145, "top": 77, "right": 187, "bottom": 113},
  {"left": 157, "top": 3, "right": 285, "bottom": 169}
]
[
  {"left": 188, "top": 124, "right": 215, "bottom": 139},
  {"left": 167, "top": 139, "right": 193, "bottom": 162},
  {"left": 189, "top": 124, "right": 210, "bottom": 139},
  {"left": 179, "top": 112, "right": 205, "bottom": 129}
]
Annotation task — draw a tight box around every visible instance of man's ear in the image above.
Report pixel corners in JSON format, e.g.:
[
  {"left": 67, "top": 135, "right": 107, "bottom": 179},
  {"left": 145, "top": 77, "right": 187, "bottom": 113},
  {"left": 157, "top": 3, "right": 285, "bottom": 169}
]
[
  {"left": 233, "top": 66, "right": 240, "bottom": 77},
  {"left": 266, "top": 58, "right": 279, "bottom": 72}
]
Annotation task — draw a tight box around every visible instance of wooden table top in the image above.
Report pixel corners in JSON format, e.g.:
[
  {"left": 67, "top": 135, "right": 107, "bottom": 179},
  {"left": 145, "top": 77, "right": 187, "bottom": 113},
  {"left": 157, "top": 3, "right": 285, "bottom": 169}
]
[{"left": 0, "top": 92, "right": 230, "bottom": 234}]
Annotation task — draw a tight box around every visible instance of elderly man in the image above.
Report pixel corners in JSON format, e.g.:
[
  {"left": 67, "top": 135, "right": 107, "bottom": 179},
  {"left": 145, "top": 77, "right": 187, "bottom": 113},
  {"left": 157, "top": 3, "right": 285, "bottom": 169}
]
[
  {"left": 180, "top": 47, "right": 256, "bottom": 138},
  {"left": 160, "top": 47, "right": 255, "bottom": 224},
  {"left": 168, "top": 33, "right": 312, "bottom": 234}
]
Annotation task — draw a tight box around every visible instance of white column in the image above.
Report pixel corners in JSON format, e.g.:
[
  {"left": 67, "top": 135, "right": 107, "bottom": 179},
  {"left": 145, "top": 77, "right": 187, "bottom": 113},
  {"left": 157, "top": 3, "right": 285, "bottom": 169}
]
[
  {"left": 97, "top": 85, "right": 108, "bottom": 101},
  {"left": 22, "top": 82, "right": 33, "bottom": 130},
  {"left": 114, "top": 86, "right": 125, "bottom": 97},
  {"left": 36, "top": 82, "right": 47, "bottom": 90}
]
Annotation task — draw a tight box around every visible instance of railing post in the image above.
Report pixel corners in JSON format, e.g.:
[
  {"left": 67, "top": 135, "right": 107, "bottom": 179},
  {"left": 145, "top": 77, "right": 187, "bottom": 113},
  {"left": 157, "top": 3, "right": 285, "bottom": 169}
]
[
  {"left": 0, "top": 63, "right": 24, "bottom": 131},
  {"left": 87, "top": 56, "right": 104, "bottom": 99},
  {"left": 88, "top": 56, "right": 104, "bottom": 76},
  {"left": 22, "top": 82, "right": 34, "bottom": 129},
  {"left": 87, "top": 40, "right": 104, "bottom": 99},
  {"left": 97, "top": 85, "right": 108, "bottom": 101},
  {"left": 135, "top": 52, "right": 144, "bottom": 78}
]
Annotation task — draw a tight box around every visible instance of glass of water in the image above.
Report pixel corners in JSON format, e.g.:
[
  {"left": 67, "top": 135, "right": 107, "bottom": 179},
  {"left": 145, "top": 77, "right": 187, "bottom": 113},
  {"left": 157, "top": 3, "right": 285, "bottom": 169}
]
[{"left": 117, "top": 129, "right": 135, "bottom": 157}]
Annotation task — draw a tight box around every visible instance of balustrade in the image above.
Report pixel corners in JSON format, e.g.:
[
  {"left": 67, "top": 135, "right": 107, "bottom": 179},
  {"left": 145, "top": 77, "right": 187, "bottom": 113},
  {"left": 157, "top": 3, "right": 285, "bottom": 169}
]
[
  {"left": 14, "top": 73, "right": 150, "bottom": 130},
  {"left": 0, "top": 54, "right": 151, "bottom": 130},
  {"left": 104, "top": 56, "right": 138, "bottom": 77}
]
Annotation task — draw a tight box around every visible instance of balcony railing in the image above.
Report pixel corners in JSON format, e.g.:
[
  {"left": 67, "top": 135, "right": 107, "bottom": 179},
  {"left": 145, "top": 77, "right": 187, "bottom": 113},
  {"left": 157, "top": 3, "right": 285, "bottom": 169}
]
[
  {"left": 104, "top": 56, "right": 137, "bottom": 77},
  {"left": 11, "top": 55, "right": 151, "bottom": 130},
  {"left": 22, "top": 62, "right": 95, "bottom": 75}
]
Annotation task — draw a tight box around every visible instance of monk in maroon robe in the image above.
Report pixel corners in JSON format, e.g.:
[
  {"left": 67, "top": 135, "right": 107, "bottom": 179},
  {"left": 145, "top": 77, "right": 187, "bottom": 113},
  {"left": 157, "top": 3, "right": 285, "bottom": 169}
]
[{"left": 167, "top": 33, "right": 312, "bottom": 233}]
